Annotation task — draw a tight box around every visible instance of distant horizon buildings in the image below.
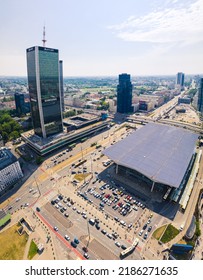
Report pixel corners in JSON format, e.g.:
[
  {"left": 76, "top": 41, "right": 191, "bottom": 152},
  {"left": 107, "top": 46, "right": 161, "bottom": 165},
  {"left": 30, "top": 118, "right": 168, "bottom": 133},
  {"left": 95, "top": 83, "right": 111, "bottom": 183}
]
[
  {"left": 26, "top": 46, "right": 63, "bottom": 138},
  {"left": 117, "top": 73, "right": 133, "bottom": 114},
  {"left": 176, "top": 72, "right": 185, "bottom": 89},
  {"left": 197, "top": 77, "right": 203, "bottom": 114}
]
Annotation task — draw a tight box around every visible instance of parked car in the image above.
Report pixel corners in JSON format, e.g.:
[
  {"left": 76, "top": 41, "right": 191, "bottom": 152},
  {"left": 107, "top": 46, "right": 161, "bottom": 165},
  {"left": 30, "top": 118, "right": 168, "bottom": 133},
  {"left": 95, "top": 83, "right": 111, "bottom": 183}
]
[
  {"left": 71, "top": 241, "right": 77, "bottom": 248},
  {"left": 74, "top": 238, "right": 80, "bottom": 244},
  {"left": 64, "top": 235, "right": 70, "bottom": 241},
  {"left": 82, "top": 247, "right": 88, "bottom": 252},
  {"left": 84, "top": 253, "right": 89, "bottom": 259}
]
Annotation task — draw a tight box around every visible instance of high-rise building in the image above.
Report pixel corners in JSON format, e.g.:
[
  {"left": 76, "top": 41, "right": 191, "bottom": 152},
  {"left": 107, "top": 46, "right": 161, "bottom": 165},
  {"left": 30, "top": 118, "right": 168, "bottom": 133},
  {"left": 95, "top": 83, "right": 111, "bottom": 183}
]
[
  {"left": 176, "top": 72, "right": 185, "bottom": 88},
  {"left": 197, "top": 78, "right": 203, "bottom": 114},
  {"left": 14, "top": 92, "right": 25, "bottom": 116},
  {"left": 59, "top": 60, "right": 65, "bottom": 112},
  {"left": 0, "top": 148, "right": 23, "bottom": 195},
  {"left": 26, "top": 46, "right": 63, "bottom": 138},
  {"left": 117, "top": 73, "right": 133, "bottom": 114}
]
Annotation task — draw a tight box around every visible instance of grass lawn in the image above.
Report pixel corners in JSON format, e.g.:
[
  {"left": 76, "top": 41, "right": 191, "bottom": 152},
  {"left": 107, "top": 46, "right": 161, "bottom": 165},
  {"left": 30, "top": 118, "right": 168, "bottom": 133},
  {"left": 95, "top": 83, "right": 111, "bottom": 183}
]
[
  {"left": 28, "top": 240, "right": 38, "bottom": 260},
  {"left": 160, "top": 224, "right": 179, "bottom": 243},
  {"left": 152, "top": 225, "right": 167, "bottom": 240},
  {"left": 74, "top": 173, "right": 90, "bottom": 182},
  {"left": 0, "top": 224, "right": 28, "bottom": 260}
]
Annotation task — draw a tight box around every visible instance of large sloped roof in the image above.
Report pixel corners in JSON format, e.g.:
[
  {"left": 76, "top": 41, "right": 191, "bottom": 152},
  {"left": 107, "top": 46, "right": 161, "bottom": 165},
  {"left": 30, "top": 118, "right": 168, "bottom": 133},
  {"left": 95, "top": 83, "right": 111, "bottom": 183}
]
[{"left": 103, "top": 123, "right": 198, "bottom": 188}]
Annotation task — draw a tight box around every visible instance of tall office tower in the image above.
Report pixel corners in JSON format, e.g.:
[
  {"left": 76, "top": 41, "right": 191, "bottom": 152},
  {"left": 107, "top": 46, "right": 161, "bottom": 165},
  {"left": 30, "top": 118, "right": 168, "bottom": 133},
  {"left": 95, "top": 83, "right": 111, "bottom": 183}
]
[
  {"left": 117, "top": 73, "right": 133, "bottom": 114},
  {"left": 59, "top": 60, "right": 65, "bottom": 112},
  {"left": 26, "top": 46, "right": 63, "bottom": 138},
  {"left": 197, "top": 78, "right": 203, "bottom": 114},
  {"left": 14, "top": 92, "right": 25, "bottom": 116},
  {"left": 176, "top": 72, "right": 185, "bottom": 88}
]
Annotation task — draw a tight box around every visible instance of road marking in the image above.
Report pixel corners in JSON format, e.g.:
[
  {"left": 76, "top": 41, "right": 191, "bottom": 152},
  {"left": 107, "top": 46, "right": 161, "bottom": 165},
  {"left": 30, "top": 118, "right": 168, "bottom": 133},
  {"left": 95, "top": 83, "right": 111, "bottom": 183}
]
[{"left": 36, "top": 212, "right": 85, "bottom": 260}]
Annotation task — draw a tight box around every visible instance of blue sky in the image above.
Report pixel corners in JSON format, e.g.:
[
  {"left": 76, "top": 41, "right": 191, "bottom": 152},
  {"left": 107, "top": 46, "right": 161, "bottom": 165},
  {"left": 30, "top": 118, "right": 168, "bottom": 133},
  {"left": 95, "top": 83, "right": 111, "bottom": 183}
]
[{"left": 0, "top": 0, "right": 203, "bottom": 76}]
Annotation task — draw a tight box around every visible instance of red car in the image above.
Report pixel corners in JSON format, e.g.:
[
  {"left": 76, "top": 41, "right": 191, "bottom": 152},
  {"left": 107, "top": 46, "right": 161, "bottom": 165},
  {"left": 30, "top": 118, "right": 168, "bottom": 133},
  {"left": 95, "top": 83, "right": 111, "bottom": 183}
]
[{"left": 82, "top": 247, "right": 88, "bottom": 252}]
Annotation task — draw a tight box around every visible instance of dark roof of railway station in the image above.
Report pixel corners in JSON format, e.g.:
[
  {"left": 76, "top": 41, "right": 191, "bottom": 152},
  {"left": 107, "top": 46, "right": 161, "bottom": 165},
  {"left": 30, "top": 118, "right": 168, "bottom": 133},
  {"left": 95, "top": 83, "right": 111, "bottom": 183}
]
[{"left": 103, "top": 123, "right": 198, "bottom": 188}]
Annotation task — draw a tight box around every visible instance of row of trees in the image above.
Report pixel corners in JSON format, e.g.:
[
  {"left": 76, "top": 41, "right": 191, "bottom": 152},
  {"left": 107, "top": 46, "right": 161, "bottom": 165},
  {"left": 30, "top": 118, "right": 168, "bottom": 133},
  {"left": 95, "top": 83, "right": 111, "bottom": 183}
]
[
  {"left": 0, "top": 110, "right": 22, "bottom": 142},
  {"left": 63, "top": 109, "right": 84, "bottom": 118}
]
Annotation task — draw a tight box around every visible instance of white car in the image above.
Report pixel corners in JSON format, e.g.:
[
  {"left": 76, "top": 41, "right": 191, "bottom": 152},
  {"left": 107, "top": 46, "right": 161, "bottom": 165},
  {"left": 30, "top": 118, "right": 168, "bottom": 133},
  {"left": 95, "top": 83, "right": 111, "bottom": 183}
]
[
  {"left": 64, "top": 235, "right": 70, "bottom": 241},
  {"left": 139, "top": 230, "right": 144, "bottom": 236},
  {"left": 84, "top": 253, "right": 89, "bottom": 259},
  {"left": 115, "top": 241, "right": 121, "bottom": 247},
  {"left": 179, "top": 224, "right": 184, "bottom": 231},
  {"left": 54, "top": 226, "right": 58, "bottom": 231}
]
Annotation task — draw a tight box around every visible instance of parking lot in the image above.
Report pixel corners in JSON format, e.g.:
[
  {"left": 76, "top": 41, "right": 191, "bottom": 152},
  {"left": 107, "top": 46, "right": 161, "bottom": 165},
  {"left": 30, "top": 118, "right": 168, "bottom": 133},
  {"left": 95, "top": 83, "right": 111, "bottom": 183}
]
[
  {"left": 17, "top": 123, "right": 161, "bottom": 260},
  {"left": 38, "top": 144, "right": 158, "bottom": 260}
]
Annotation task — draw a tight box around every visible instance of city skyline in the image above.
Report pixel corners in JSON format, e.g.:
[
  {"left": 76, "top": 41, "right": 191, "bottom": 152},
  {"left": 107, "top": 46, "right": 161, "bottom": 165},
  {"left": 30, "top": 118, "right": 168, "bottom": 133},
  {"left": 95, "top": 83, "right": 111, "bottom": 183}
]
[{"left": 0, "top": 0, "right": 203, "bottom": 76}]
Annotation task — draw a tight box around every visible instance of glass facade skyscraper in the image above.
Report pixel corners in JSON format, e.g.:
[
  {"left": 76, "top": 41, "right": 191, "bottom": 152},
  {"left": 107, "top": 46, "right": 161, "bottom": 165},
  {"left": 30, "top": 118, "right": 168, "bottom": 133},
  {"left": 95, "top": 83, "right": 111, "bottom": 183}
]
[
  {"left": 197, "top": 78, "right": 203, "bottom": 114},
  {"left": 176, "top": 72, "right": 185, "bottom": 88},
  {"left": 26, "top": 46, "right": 63, "bottom": 138},
  {"left": 117, "top": 73, "right": 133, "bottom": 114},
  {"left": 14, "top": 92, "right": 25, "bottom": 116},
  {"left": 59, "top": 60, "right": 65, "bottom": 112}
]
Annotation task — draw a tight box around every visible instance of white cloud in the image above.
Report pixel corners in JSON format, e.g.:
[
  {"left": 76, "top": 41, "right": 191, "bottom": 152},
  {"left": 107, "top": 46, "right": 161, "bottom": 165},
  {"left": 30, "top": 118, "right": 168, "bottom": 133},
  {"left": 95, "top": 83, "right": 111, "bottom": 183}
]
[{"left": 108, "top": 0, "right": 203, "bottom": 44}]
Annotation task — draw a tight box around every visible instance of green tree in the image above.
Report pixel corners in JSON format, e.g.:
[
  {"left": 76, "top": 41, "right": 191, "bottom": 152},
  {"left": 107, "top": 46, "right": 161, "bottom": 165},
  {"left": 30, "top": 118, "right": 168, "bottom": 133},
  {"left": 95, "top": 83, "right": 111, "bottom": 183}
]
[
  {"left": 1, "top": 131, "right": 9, "bottom": 142},
  {"left": 0, "top": 110, "right": 23, "bottom": 142},
  {"left": 36, "top": 156, "right": 44, "bottom": 165},
  {"left": 10, "top": 131, "right": 20, "bottom": 140}
]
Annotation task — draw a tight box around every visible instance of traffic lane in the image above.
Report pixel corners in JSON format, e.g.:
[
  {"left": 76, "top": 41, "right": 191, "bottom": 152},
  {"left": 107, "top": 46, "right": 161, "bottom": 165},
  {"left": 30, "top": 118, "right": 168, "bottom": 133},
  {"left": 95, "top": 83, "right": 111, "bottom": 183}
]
[
  {"left": 5, "top": 171, "right": 57, "bottom": 213},
  {"left": 40, "top": 203, "right": 94, "bottom": 259},
  {"left": 42, "top": 201, "right": 124, "bottom": 260},
  {"left": 41, "top": 203, "right": 98, "bottom": 260},
  {"left": 4, "top": 187, "right": 41, "bottom": 213},
  {"left": 36, "top": 211, "right": 85, "bottom": 260}
]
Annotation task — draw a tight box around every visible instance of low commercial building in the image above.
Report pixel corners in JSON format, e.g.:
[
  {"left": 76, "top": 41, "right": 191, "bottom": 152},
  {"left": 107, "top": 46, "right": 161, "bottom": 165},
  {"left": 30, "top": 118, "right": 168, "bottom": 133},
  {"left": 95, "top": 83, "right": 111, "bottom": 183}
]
[
  {"left": 103, "top": 123, "right": 198, "bottom": 202},
  {"left": 178, "top": 97, "right": 191, "bottom": 104},
  {"left": 176, "top": 106, "right": 186, "bottom": 113},
  {"left": 22, "top": 115, "right": 110, "bottom": 156},
  {"left": 63, "top": 112, "right": 102, "bottom": 130},
  {"left": 0, "top": 148, "right": 23, "bottom": 195}
]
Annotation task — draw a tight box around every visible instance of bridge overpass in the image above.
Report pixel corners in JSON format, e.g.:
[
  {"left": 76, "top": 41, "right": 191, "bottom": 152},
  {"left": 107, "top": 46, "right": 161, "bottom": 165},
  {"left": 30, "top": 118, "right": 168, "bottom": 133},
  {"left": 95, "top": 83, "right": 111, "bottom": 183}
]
[{"left": 127, "top": 116, "right": 202, "bottom": 136}]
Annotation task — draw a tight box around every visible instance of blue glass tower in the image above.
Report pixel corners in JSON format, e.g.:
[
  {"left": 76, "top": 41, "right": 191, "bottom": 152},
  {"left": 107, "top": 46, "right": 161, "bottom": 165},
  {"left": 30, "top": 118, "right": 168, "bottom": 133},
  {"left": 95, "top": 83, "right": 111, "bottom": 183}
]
[
  {"left": 197, "top": 78, "right": 203, "bottom": 114},
  {"left": 117, "top": 73, "right": 133, "bottom": 114}
]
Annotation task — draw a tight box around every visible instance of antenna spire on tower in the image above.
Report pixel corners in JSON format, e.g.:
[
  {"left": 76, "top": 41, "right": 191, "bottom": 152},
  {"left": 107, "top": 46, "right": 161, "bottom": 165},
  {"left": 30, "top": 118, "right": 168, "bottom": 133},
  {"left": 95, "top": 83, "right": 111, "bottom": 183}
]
[{"left": 42, "top": 25, "right": 47, "bottom": 47}]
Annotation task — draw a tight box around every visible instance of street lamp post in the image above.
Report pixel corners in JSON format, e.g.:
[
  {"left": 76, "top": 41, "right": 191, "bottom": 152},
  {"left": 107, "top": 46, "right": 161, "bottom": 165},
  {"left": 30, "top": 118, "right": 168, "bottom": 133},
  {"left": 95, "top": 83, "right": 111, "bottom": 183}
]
[
  {"left": 34, "top": 176, "right": 41, "bottom": 197},
  {"left": 86, "top": 220, "right": 91, "bottom": 249}
]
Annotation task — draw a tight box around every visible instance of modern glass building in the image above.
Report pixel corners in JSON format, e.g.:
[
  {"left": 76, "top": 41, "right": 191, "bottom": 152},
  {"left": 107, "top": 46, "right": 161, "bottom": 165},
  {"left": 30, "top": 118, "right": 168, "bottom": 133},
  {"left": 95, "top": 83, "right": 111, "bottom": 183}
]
[
  {"left": 176, "top": 72, "right": 185, "bottom": 88},
  {"left": 59, "top": 60, "right": 65, "bottom": 112},
  {"left": 26, "top": 46, "right": 63, "bottom": 138},
  {"left": 197, "top": 78, "right": 203, "bottom": 114},
  {"left": 14, "top": 92, "right": 25, "bottom": 116},
  {"left": 117, "top": 73, "right": 133, "bottom": 114}
]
